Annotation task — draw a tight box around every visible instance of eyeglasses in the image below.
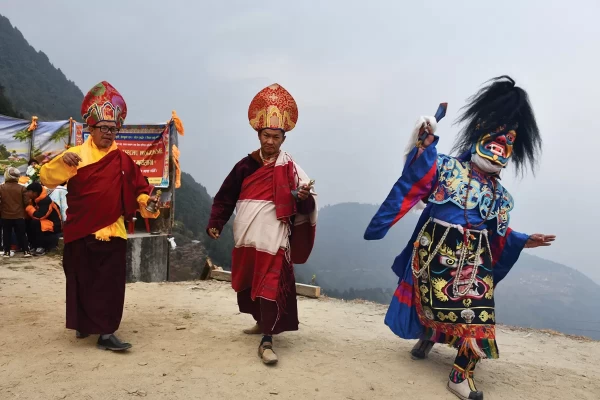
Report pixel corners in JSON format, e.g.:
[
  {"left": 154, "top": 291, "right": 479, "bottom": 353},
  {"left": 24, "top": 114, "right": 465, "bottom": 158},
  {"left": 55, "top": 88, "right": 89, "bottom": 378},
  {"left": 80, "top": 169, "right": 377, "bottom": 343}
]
[{"left": 92, "top": 126, "right": 120, "bottom": 134}]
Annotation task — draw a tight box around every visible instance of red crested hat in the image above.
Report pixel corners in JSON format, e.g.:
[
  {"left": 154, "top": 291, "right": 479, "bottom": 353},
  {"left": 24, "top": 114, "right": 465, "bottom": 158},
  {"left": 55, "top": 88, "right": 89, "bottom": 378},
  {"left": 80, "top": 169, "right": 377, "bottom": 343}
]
[
  {"left": 81, "top": 81, "right": 127, "bottom": 128},
  {"left": 248, "top": 83, "right": 298, "bottom": 133}
]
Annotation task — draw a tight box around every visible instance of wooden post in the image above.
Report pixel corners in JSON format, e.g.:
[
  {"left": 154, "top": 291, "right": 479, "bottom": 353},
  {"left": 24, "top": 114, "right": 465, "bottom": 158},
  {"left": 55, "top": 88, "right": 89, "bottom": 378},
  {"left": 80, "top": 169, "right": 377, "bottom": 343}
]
[{"left": 68, "top": 117, "right": 73, "bottom": 147}]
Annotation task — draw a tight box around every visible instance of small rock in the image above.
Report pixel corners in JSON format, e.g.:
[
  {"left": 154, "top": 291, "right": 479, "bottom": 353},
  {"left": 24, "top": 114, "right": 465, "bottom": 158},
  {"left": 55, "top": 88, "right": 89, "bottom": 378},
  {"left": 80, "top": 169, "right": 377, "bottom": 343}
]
[
  {"left": 180, "top": 354, "right": 186, "bottom": 356},
  {"left": 138, "top": 362, "right": 148, "bottom": 366},
  {"left": 269, "top": 391, "right": 279, "bottom": 395},
  {"left": 176, "top": 326, "right": 186, "bottom": 331},
  {"left": 133, "top": 330, "right": 139, "bottom": 333},
  {"left": 407, "top": 380, "right": 414, "bottom": 385},
  {"left": 67, "top": 363, "right": 73, "bottom": 367},
  {"left": 162, "top": 373, "right": 167, "bottom": 376}
]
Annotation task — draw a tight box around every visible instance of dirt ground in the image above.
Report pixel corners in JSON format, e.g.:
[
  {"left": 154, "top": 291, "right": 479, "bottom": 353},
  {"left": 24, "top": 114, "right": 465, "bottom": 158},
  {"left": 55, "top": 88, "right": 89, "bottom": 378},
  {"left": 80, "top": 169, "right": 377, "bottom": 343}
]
[{"left": 1, "top": 257, "right": 599, "bottom": 400}]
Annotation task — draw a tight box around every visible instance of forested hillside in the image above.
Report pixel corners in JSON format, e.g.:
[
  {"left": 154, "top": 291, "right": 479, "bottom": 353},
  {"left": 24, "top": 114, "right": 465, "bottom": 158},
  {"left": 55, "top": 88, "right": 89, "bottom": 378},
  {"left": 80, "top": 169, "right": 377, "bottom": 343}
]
[{"left": 0, "top": 14, "right": 83, "bottom": 120}]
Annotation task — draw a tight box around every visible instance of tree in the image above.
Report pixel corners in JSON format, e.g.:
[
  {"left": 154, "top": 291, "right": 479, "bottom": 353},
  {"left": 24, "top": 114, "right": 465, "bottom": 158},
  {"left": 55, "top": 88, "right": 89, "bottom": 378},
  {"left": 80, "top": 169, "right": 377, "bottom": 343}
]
[{"left": 0, "top": 144, "right": 10, "bottom": 159}]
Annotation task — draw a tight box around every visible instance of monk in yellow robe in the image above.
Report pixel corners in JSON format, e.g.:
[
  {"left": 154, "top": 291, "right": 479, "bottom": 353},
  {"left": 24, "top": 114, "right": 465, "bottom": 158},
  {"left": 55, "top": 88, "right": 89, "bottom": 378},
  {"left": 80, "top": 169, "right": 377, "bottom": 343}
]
[{"left": 40, "top": 81, "right": 159, "bottom": 351}]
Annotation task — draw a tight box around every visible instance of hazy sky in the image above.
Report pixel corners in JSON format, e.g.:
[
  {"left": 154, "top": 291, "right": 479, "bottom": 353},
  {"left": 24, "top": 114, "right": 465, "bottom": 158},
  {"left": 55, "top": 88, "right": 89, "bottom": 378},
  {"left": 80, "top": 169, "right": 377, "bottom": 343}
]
[{"left": 3, "top": 0, "right": 599, "bottom": 282}]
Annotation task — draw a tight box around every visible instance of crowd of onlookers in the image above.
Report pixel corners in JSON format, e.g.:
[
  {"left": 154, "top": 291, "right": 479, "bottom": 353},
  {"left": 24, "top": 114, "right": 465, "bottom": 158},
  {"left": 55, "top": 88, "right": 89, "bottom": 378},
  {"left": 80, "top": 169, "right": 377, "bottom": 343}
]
[{"left": 0, "top": 159, "right": 66, "bottom": 257}]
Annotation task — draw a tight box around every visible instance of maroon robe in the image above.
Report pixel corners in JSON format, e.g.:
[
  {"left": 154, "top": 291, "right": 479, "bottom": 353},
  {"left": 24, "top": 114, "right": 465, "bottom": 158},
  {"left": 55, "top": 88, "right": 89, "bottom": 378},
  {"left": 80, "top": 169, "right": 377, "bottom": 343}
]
[
  {"left": 207, "top": 151, "right": 315, "bottom": 335},
  {"left": 62, "top": 149, "right": 152, "bottom": 334}
]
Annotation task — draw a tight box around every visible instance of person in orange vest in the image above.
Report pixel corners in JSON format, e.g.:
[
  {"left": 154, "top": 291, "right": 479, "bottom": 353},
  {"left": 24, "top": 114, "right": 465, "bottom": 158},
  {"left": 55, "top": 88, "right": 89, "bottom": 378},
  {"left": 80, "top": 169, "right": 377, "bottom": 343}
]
[{"left": 24, "top": 182, "right": 62, "bottom": 256}]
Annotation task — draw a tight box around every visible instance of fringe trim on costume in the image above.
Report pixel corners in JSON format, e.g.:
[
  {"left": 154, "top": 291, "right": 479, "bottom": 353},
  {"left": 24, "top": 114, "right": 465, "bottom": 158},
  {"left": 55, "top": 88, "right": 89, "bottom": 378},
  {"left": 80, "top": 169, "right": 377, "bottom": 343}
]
[
  {"left": 276, "top": 259, "right": 293, "bottom": 315},
  {"left": 422, "top": 327, "right": 499, "bottom": 360}
]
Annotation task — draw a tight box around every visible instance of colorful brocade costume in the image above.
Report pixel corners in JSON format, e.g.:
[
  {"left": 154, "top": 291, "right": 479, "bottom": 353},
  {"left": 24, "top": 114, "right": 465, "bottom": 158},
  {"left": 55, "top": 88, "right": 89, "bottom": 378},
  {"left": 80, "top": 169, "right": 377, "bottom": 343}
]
[
  {"left": 365, "top": 136, "right": 529, "bottom": 354},
  {"left": 365, "top": 76, "right": 545, "bottom": 400}
]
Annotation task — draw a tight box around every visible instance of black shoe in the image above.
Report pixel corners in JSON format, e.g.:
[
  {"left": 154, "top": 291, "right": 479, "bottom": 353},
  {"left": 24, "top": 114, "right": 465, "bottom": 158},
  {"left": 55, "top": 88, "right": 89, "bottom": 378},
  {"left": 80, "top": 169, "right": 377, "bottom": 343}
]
[
  {"left": 76, "top": 331, "right": 89, "bottom": 339},
  {"left": 97, "top": 334, "right": 132, "bottom": 351}
]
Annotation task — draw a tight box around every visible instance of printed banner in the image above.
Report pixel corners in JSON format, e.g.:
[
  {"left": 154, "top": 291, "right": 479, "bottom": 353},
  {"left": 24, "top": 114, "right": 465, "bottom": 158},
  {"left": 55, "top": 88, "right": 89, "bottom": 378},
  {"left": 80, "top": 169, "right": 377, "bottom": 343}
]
[
  {"left": 73, "top": 123, "right": 170, "bottom": 188},
  {"left": 32, "top": 120, "right": 70, "bottom": 163},
  {"left": 0, "top": 115, "right": 69, "bottom": 184}
]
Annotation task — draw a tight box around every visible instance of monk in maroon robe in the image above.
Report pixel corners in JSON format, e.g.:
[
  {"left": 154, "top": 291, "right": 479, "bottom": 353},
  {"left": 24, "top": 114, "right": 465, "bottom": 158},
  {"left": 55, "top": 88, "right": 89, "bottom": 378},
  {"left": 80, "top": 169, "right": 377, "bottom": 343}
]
[
  {"left": 40, "top": 81, "right": 159, "bottom": 351},
  {"left": 207, "top": 84, "right": 317, "bottom": 365}
]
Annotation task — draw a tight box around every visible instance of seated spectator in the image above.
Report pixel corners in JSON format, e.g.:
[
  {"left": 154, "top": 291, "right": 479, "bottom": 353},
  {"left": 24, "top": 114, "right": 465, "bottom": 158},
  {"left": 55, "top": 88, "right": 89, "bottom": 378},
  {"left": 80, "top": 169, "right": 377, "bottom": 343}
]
[
  {"left": 48, "top": 182, "right": 68, "bottom": 223},
  {"left": 25, "top": 182, "right": 62, "bottom": 256}
]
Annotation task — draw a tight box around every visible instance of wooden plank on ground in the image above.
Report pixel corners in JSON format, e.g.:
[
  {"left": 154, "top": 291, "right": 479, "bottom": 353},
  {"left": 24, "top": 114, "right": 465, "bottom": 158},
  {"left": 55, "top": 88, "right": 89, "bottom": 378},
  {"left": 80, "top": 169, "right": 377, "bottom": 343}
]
[
  {"left": 295, "top": 283, "right": 321, "bottom": 299},
  {"left": 211, "top": 269, "right": 232, "bottom": 282},
  {"left": 209, "top": 270, "right": 321, "bottom": 298}
]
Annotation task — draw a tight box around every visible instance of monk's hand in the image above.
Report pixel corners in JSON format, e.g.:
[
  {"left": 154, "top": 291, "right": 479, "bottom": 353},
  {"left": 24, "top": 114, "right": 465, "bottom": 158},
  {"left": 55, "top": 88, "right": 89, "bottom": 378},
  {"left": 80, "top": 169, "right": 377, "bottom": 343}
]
[
  {"left": 208, "top": 228, "right": 220, "bottom": 240},
  {"left": 62, "top": 152, "right": 82, "bottom": 167},
  {"left": 297, "top": 186, "right": 311, "bottom": 201},
  {"left": 524, "top": 234, "right": 556, "bottom": 248}
]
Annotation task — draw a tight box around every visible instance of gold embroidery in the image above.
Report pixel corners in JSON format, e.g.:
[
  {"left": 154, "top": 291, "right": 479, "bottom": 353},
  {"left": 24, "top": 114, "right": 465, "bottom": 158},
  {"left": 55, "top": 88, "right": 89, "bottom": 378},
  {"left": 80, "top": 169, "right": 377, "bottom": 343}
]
[
  {"left": 438, "top": 242, "right": 456, "bottom": 258},
  {"left": 447, "top": 312, "right": 458, "bottom": 322},
  {"left": 431, "top": 277, "right": 449, "bottom": 302},
  {"left": 437, "top": 312, "right": 447, "bottom": 321},
  {"left": 418, "top": 249, "right": 429, "bottom": 265},
  {"left": 463, "top": 299, "right": 472, "bottom": 308},
  {"left": 490, "top": 312, "right": 495, "bottom": 322},
  {"left": 483, "top": 275, "right": 494, "bottom": 300},
  {"left": 479, "top": 311, "right": 489, "bottom": 322}
]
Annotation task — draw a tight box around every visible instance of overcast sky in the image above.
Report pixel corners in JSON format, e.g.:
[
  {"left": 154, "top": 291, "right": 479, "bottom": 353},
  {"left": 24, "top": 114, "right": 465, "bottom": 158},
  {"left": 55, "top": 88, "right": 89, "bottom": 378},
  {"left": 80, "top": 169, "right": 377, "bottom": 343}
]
[{"left": 2, "top": 0, "right": 599, "bottom": 282}]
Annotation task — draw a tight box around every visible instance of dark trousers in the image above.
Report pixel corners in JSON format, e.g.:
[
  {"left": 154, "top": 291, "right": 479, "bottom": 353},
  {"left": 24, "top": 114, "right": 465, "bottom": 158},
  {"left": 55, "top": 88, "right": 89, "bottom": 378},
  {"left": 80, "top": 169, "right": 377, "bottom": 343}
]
[
  {"left": 26, "top": 220, "right": 59, "bottom": 250},
  {"left": 63, "top": 236, "right": 127, "bottom": 334},
  {"left": 2, "top": 218, "right": 29, "bottom": 253}
]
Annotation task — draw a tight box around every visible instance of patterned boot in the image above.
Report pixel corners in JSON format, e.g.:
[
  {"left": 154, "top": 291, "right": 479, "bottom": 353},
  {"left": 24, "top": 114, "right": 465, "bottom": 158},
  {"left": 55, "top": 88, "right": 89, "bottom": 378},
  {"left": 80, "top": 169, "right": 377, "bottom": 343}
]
[{"left": 447, "top": 357, "right": 483, "bottom": 400}]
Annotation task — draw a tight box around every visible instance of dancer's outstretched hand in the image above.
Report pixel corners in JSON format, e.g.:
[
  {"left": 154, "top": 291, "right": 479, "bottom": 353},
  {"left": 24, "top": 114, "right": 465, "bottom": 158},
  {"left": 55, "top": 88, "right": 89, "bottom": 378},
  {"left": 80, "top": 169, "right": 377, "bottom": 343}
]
[{"left": 524, "top": 234, "right": 556, "bottom": 248}]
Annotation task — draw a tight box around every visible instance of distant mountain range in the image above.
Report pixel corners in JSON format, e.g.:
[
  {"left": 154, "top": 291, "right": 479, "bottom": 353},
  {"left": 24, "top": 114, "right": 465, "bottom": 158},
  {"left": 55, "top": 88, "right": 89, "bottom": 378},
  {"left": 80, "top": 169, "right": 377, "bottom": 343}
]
[{"left": 295, "top": 202, "right": 600, "bottom": 340}]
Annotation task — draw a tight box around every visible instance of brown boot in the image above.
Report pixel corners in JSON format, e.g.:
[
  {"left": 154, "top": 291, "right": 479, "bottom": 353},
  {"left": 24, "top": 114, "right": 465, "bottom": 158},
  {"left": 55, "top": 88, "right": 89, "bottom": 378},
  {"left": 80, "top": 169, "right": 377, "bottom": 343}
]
[
  {"left": 243, "top": 323, "right": 262, "bottom": 335},
  {"left": 258, "top": 341, "right": 278, "bottom": 365}
]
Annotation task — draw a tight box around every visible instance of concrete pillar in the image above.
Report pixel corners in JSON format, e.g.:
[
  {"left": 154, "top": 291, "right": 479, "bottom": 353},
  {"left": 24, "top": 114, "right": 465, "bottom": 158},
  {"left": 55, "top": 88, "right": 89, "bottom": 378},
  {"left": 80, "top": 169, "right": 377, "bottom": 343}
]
[{"left": 126, "top": 233, "right": 169, "bottom": 283}]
